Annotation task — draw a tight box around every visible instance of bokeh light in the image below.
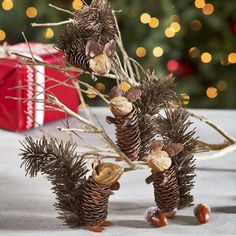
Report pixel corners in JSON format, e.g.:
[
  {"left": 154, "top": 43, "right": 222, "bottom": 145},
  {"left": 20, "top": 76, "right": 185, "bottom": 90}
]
[
  {"left": 206, "top": 87, "right": 218, "bottom": 98},
  {"left": 202, "top": 3, "right": 214, "bottom": 15},
  {"left": 72, "top": 0, "right": 83, "bottom": 10},
  {"left": 228, "top": 52, "right": 236, "bottom": 63},
  {"left": 95, "top": 82, "right": 106, "bottom": 93},
  {"left": 149, "top": 17, "right": 159, "bottom": 28},
  {"left": 170, "top": 22, "right": 181, "bottom": 32},
  {"left": 26, "top": 7, "right": 38, "bottom": 18},
  {"left": 0, "top": 29, "right": 6, "bottom": 41},
  {"left": 217, "top": 80, "right": 228, "bottom": 91},
  {"left": 2, "top": 0, "right": 13, "bottom": 11},
  {"left": 201, "top": 52, "right": 212, "bottom": 63},
  {"left": 167, "top": 59, "right": 179, "bottom": 72},
  {"left": 140, "top": 13, "right": 151, "bottom": 24},
  {"left": 189, "top": 47, "right": 200, "bottom": 58},
  {"left": 165, "top": 27, "right": 175, "bottom": 38},
  {"left": 180, "top": 93, "right": 190, "bottom": 105},
  {"left": 190, "top": 20, "right": 202, "bottom": 31},
  {"left": 153, "top": 47, "right": 163, "bottom": 57},
  {"left": 44, "top": 28, "right": 54, "bottom": 39},
  {"left": 136, "top": 47, "right": 146, "bottom": 57},
  {"left": 86, "top": 88, "right": 97, "bottom": 99},
  {"left": 194, "top": 0, "right": 205, "bottom": 9}
]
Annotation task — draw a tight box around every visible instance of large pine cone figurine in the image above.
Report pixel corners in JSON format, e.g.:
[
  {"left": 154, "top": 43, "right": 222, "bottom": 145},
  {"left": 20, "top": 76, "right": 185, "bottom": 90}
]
[
  {"left": 20, "top": 136, "right": 123, "bottom": 232},
  {"left": 57, "top": 0, "right": 117, "bottom": 74},
  {"left": 106, "top": 87, "right": 142, "bottom": 161},
  {"left": 145, "top": 108, "right": 197, "bottom": 224}
]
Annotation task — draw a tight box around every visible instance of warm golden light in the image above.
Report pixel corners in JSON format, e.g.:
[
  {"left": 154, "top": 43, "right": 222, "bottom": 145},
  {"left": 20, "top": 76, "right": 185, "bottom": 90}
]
[
  {"left": 189, "top": 47, "right": 200, "bottom": 58},
  {"left": 140, "top": 13, "right": 151, "bottom": 24},
  {"left": 149, "top": 17, "right": 159, "bottom": 28},
  {"left": 165, "top": 27, "right": 175, "bottom": 38},
  {"left": 44, "top": 28, "right": 54, "bottom": 39},
  {"left": 136, "top": 47, "right": 146, "bottom": 57},
  {"left": 95, "top": 82, "right": 106, "bottom": 93},
  {"left": 228, "top": 52, "right": 236, "bottom": 64},
  {"left": 0, "top": 30, "right": 6, "bottom": 41},
  {"left": 87, "top": 88, "right": 97, "bottom": 99},
  {"left": 202, "top": 3, "right": 214, "bottom": 15},
  {"left": 194, "top": 0, "right": 205, "bottom": 9},
  {"left": 170, "top": 22, "right": 181, "bottom": 32},
  {"left": 217, "top": 80, "right": 228, "bottom": 91},
  {"left": 191, "top": 20, "right": 202, "bottom": 31},
  {"left": 72, "top": 0, "right": 83, "bottom": 10},
  {"left": 201, "top": 52, "right": 212, "bottom": 63},
  {"left": 206, "top": 87, "right": 218, "bottom": 98},
  {"left": 153, "top": 47, "right": 164, "bottom": 57},
  {"left": 26, "top": 7, "right": 38, "bottom": 18},
  {"left": 180, "top": 93, "right": 190, "bottom": 105},
  {"left": 2, "top": 0, "right": 13, "bottom": 11},
  {"left": 120, "top": 82, "right": 131, "bottom": 92}
]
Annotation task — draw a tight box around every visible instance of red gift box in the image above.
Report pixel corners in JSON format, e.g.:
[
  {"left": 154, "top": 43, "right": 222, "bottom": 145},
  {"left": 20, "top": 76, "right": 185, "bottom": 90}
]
[{"left": 0, "top": 42, "right": 79, "bottom": 131}]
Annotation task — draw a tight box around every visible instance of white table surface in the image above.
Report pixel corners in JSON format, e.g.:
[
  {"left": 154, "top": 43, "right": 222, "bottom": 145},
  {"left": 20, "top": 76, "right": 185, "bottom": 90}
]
[{"left": 0, "top": 108, "right": 236, "bottom": 236}]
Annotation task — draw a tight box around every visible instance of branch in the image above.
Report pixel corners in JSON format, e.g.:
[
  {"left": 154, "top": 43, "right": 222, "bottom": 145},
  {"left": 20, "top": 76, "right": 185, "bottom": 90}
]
[
  {"left": 49, "top": 4, "right": 75, "bottom": 16},
  {"left": 31, "top": 19, "right": 74, "bottom": 27},
  {"left": 196, "top": 143, "right": 236, "bottom": 161},
  {"left": 188, "top": 111, "right": 236, "bottom": 143}
]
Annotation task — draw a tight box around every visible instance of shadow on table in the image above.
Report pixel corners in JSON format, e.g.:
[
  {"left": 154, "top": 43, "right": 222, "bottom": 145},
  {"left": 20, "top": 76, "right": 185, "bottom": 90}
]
[
  {"left": 170, "top": 215, "right": 198, "bottom": 226},
  {"left": 0, "top": 213, "right": 64, "bottom": 231},
  {"left": 211, "top": 205, "right": 236, "bottom": 214}
]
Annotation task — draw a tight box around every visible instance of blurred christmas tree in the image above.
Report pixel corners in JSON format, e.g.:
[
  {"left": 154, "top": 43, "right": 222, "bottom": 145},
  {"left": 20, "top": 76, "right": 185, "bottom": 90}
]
[{"left": 0, "top": 0, "right": 236, "bottom": 108}]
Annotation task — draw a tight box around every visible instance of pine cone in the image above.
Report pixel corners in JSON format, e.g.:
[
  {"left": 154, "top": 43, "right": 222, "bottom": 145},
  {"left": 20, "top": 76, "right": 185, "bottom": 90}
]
[
  {"left": 107, "top": 96, "right": 141, "bottom": 161},
  {"left": 151, "top": 166, "right": 180, "bottom": 213},
  {"left": 134, "top": 71, "right": 176, "bottom": 160},
  {"left": 80, "top": 178, "right": 112, "bottom": 227},
  {"left": 154, "top": 108, "right": 198, "bottom": 208},
  {"left": 57, "top": 0, "right": 117, "bottom": 74}
]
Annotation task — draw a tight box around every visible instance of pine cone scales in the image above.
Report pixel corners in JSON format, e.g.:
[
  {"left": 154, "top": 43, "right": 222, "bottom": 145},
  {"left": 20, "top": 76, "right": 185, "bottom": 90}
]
[
  {"left": 152, "top": 166, "right": 180, "bottom": 212},
  {"left": 112, "top": 107, "right": 141, "bottom": 161},
  {"left": 81, "top": 178, "right": 112, "bottom": 226}
]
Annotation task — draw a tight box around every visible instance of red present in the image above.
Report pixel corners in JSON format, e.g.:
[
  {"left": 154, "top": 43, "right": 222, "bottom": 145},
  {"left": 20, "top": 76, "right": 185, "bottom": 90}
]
[{"left": 0, "top": 42, "right": 79, "bottom": 131}]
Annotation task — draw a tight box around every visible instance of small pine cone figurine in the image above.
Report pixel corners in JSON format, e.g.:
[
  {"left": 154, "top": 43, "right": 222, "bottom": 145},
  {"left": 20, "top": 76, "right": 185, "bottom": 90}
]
[
  {"left": 57, "top": 0, "right": 117, "bottom": 75},
  {"left": 145, "top": 140, "right": 184, "bottom": 223},
  {"left": 106, "top": 86, "right": 142, "bottom": 161},
  {"left": 20, "top": 136, "right": 123, "bottom": 232}
]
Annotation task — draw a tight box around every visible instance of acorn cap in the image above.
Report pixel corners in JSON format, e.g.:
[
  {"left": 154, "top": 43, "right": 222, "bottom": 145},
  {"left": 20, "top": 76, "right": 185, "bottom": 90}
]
[
  {"left": 147, "top": 150, "right": 172, "bottom": 172},
  {"left": 92, "top": 163, "right": 124, "bottom": 185},
  {"left": 109, "top": 96, "right": 133, "bottom": 117}
]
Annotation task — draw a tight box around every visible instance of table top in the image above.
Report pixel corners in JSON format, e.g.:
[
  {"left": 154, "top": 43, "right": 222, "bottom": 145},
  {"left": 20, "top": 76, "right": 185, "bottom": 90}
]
[{"left": 0, "top": 108, "right": 236, "bottom": 236}]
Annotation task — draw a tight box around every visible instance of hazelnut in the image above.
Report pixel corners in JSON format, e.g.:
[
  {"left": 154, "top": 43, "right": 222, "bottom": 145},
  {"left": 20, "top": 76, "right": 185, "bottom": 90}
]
[
  {"left": 109, "top": 96, "right": 133, "bottom": 117},
  {"left": 194, "top": 203, "right": 211, "bottom": 224},
  {"left": 109, "top": 86, "right": 123, "bottom": 99},
  {"left": 147, "top": 150, "right": 172, "bottom": 172}
]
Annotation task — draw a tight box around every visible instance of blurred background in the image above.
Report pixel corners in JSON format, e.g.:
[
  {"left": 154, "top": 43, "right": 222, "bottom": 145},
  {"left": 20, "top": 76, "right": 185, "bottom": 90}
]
[{"left": 0, "top": 0, "right": 236, "bottom": 108}]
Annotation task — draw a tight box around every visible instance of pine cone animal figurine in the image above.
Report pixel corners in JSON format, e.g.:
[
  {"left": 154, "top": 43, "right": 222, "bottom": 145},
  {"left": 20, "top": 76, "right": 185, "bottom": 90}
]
[
  {"left": 106, "top": 86, "right": 142, "bottom": 161},
  {"left": 145, "top": 140, "right": 183, "bottom": 222},
  {"left": 57, "top": 0, "right": 117, "bottom": 75},
  {"left": 20, "top": 136, "right": 124, "bottom": 232}
]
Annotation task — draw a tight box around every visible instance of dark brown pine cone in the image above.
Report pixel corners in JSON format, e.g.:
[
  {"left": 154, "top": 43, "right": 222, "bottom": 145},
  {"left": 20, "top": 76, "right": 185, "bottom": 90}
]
[
  {"left": 152, "top": 165, "right": 180, "bottom": 213},
  {"left": 80, "top": 177, "right": 113, "bottom": 227},
  {"left": 107, "top": 103, "right": 141, "bottom": 161}
]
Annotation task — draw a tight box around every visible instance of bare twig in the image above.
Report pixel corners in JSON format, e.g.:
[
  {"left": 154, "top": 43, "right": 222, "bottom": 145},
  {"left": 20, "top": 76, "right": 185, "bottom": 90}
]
[
  {"left": 188, "top": 111, "right": 236, "bottom": 143},
  {"left": 31, "top": 19, "right": 74, "bottom": 27},
  {"left": 49, "top": 4, "right": 75, "bottom": 16}
]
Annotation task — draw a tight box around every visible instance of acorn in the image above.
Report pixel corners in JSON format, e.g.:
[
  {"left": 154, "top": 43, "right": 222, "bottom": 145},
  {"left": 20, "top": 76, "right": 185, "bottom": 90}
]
[
  {"left": 109, "top": 96, "right": 133, "bottom": 117},
  {"left": 145, "top": 207, "right": 168, "bottom": 228},
  {"left": 109, "top": 86, "right": 123, "bottom": 99},
  {"left": 194, "top": 203, "right": 211, "bottom": 224}
]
